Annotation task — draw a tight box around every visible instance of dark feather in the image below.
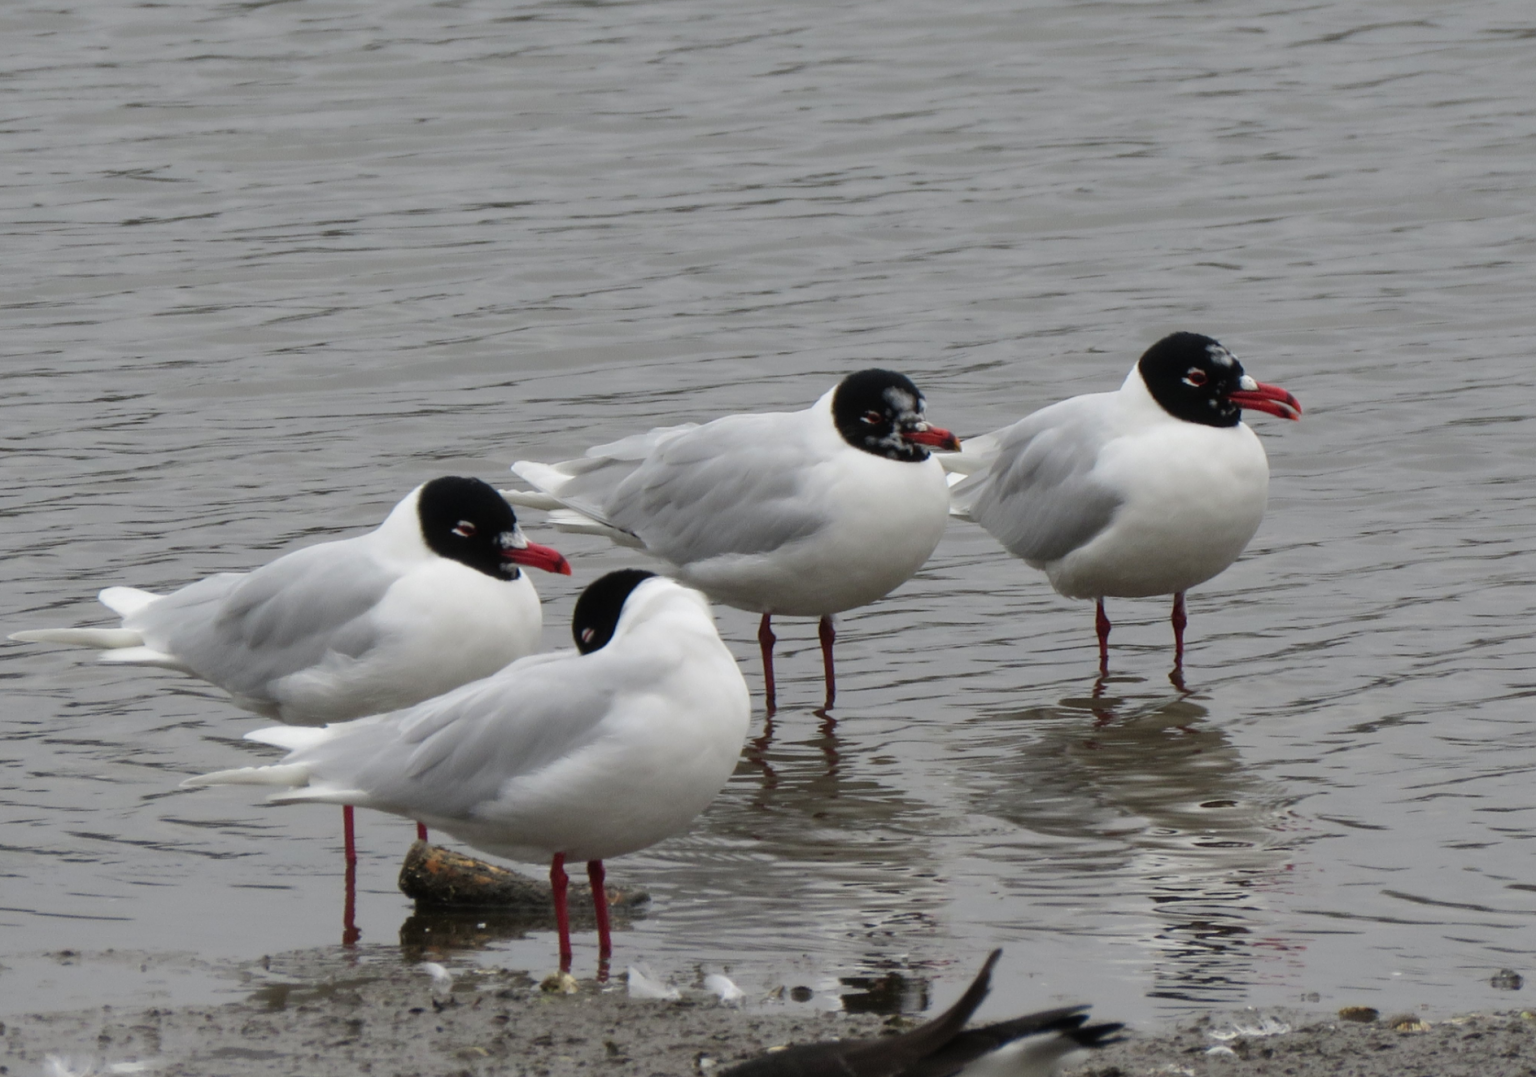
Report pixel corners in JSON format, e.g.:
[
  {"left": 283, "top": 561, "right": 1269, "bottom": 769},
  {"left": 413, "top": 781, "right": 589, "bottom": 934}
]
[{"left": 721, "top": 951, "right": 1120, "bottom": 1077}]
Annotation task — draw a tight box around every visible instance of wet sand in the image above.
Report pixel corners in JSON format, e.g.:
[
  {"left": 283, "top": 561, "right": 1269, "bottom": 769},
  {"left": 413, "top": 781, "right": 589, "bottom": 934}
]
[{"left": 6, "top": 945, "right": 1535, "bottom": 1077}]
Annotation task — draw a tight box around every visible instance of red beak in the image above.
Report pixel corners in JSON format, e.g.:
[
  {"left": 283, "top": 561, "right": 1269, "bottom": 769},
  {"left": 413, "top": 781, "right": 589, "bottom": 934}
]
[
  {"left": 504, "top": 542, "right": 573, "bottom": 575},
  {"left": 902, "top": 425, "right": 963, "bottom": 451},
  {"left": 1230, "top": 381, "right": 1302, "bottom": 421}
]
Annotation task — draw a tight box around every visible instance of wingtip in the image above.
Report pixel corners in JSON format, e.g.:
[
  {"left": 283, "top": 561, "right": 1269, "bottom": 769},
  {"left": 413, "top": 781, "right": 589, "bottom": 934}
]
[{"left": 1068, "top": 1021, "right": 1127, "bottom": 1049}]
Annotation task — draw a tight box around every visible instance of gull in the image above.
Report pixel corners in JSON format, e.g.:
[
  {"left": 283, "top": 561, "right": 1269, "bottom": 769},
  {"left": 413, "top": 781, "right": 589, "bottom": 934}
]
[
  {"left": 946, "top": 333, "right": 1300, "bottom": 675},
  {"left": 12, "top": 475, "right": 572, "bottom": 857},
  {"left": 181, "top": 569, "right": 751, "bottom": 969},
  {"left": 506, "top": 369, "right": 958, "bottom": 714}
]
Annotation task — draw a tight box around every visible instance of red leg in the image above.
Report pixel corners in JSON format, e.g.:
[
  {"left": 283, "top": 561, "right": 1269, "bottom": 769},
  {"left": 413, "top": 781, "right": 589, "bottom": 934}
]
[
  {"left": 416, "top": 821, "right": 429, "bottom": 843},
  {"left": 1171, "top": 592, "right": 1187, "bottom": 670},
  {"left": 343, "top": 805, "right": 357, "bottom": 866},
  {"left": 550, "top": 853, "right": 572, "bottom": 970},
  {"left": 757, "top": 613, "right": 777, "bottom": 716},
  {"left": 818, "top": 615, "right": 836, "bottom": 712},
  {"left": 587, "top": 860, "right": 612, "bottom": 959},
  {"left": 1095, "top": 598, "right": 1111, "bottom": 675}
]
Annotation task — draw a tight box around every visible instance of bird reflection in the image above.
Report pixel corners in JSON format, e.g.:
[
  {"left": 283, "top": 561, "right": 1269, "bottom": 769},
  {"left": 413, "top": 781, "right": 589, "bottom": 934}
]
[
  {"left": 812, "top": 708, "right": 842, "bottom": 776},
  {"left": 740, "top": 701, "right": 845, "bottom": 805},
  {"left": 742, "top": 713, "right": 780, "bottom": 793},
  {"left": 711, "top": 704, "right": 950, "bottom": 966},
  {"left": 970, "top": 676, "right": 1301, "bottom": 1006}
]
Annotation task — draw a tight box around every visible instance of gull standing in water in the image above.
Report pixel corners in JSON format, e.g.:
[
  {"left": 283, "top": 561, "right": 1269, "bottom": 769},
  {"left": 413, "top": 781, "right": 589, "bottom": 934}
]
[
  {"left": 946, "top": 333, "right": 1300, "bottom": 676},
  {"left": 12, "top": 476, "right": 573, "bottom": 859},
  {"left": 182, "top": 570, "right": 751, "bottom": 970},
  {"left": 505, "top": 370, "right": 958, "bottom": 714}
]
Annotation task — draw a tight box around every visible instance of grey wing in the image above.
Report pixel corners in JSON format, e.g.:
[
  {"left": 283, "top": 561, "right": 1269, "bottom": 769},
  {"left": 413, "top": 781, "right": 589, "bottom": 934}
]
[
  {"left": 955, "top": 398, "right": 1124, "bottom": 564},
  {"left": 510, "top": 424, "right": 702, "bottom": 536},
  {"left": 138, "top": 541, "right": 396, "bottom": 702},
  {"left": 316, "top": 650, "right": 639, "bottom": 818},
  {"left": 602, "top": 413, "right": 827, "bottom": 564}
]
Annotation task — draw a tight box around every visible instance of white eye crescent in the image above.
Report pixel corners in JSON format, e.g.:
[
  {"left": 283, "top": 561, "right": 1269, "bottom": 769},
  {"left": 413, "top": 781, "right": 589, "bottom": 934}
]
[
  {"left": 862, "top": 410, "right": 884, "bottom": 425},
  {"left": 1183, "top": 368, "right": 1208, "bottom": 388},
  {"left": 453, "top": 520, "right": 477, "bottom": 537}
]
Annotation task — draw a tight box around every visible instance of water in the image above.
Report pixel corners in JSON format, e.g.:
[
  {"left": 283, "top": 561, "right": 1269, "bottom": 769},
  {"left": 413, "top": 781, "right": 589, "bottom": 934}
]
[{"left": 3, "top": 0, "right": 1536, "bottom": 1028}]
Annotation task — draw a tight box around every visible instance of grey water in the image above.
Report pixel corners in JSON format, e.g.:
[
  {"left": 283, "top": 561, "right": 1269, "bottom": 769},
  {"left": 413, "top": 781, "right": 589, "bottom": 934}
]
[{"left": 4, "top": 0, "right": 1536, "bottom": 1030}]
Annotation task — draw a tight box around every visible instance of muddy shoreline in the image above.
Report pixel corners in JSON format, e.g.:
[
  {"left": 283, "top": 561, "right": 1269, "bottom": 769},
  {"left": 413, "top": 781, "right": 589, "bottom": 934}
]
[{"left": 5, "top": 943, "right": 1535, "bottom": 1077}]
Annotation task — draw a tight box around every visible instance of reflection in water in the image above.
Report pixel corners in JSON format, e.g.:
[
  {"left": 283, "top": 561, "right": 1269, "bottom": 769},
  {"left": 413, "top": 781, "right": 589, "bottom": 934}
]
[
  {"left": 676, "top": 702, "right": 953, "bottom": 976},
  {"left": 399, "top": 907, "right": 535, "bottom": 958},
  {"left": 398, "top": 902, "right": 646, "bottom": 961},
  {"left": 5, "top": 0, "right": 1536, "bottom": 1025},
  {"left": 246, "top": 975, "right": 375, "bottom": 1014},
  {"left": 839, "top": 963, "right": 932, "bottom": 1015},
  {"left": 969, "top": 676, "right": 1305, "bottom": 1006},
  {"left": 742, "top": 715, "right": 780, "bottom": 793},
  {"left": 744, "top": 707, "right": 844, "bottom": 793}
]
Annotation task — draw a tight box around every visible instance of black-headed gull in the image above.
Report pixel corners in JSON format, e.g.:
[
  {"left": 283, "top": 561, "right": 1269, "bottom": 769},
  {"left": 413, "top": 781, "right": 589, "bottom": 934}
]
[
  {"left": 182, "top": 569, "right": 751, "bottom": 969},
  {"left": 721, "top": 950, "right": 1122, "bottom": 1077},
  {"left": 505, "top": 369, "right": 959, "bottom": 714},
  {"left": 11, "top": 476, "right": 572, "bottom": 858},
  {"left": 946, "top": 333, "right": 1300, "bottom": 674}
]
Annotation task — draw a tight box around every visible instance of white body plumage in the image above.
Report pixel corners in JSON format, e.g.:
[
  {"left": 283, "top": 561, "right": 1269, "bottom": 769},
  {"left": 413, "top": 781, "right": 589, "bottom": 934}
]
[
  {"left": 184, "top": 577, "right": 751, "bottom": 866},
  {"left": 950, "top": 366, "right": 1272, "bottom": 601},
  {"left": 508, "top": 384, "right": 953, "bottom": 618},
  {"left": 11, "top": 479, "right": 564, "bottom": 725}
]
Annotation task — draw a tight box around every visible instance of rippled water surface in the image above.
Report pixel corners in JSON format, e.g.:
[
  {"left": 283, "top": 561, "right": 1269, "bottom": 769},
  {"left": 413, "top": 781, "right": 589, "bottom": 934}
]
[{"left": 4, "top": 0, "right": 1536, "bottom": 1028}]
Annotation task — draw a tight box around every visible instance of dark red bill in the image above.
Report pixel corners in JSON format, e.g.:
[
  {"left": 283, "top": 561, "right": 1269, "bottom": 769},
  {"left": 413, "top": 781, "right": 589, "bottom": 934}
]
[
  {"left": 504, "top": 542, "right": 573, "bottom": 575},
  {"left": 902, "top": 425, "right": 962, "bottom": 451},
  {"left": 1230, "top": 382, "right": 1302, "bottom": 421}
]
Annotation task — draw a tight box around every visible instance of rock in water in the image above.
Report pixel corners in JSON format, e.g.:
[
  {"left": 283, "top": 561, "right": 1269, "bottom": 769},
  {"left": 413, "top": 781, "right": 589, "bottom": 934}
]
[{"left": 397, "top": 841, "right": 649, "bottom": 910}]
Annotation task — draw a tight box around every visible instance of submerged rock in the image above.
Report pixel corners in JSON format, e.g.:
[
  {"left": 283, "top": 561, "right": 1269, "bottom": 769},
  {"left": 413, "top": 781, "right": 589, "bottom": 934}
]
[{"left": 397, "top": 841, "right": 649, "bottom": 910}]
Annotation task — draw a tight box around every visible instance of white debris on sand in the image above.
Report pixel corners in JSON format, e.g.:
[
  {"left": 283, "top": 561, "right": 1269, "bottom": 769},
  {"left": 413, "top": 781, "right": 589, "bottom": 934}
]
[{"left": 627, "top": 963, "right": 682, "bottom": 1001}]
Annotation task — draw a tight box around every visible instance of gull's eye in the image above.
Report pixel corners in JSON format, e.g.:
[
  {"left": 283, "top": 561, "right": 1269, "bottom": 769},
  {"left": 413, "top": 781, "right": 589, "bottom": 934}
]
[
  {"left": 862, "top": 409, "right": 885, "bottom": 425},
  {"left": 1183, "top": 368, "right": 1208, "bottom": 388},
  {"left": 452, "top": 520, "right": 477, "bottom": 537},
  {"left": 580, "top": 627, "right": 596, "bottom": 644}
]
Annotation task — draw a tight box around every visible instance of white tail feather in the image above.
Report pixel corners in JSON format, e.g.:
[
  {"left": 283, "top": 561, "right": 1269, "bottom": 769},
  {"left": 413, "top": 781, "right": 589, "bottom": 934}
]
[
  {"left": 545, "top": 509, "right": 644, "bottom": 546},
  {"left": 9, "top": 628, "right": 143, "bottom": 649},
  {"left": 98, "top": 646, "right": 192, "bottom": 672},
  {"left": 268, "top": 785, "right": 370, "bottom": 806},
  {"left": 499, "top": 488, "right": 565, "bottom": 511},
  {"left": 246, "top": 726, "right": 333, "bottom": 752},
  {"left": 509, "top": 459, "right": 577, "bottom": 496},
  {"left": 933, "top": 433, "right": 999, "bottom": 477},
  {"left": 99, "top": 586, "right": 161, "bottom": 618},
  {"left": 181, "top": 763, "right": 312, "bottom": 789}
]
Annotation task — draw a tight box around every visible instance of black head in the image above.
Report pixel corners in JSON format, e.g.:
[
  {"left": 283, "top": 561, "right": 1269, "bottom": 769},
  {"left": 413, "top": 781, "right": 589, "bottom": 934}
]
[
  {"left": 572, "top": 569, "right": 657, "bottom": 654},
  {"left": 831, "top": 369, "right": 960, "bottom": 462},
  {"left": 1136, "top": 332, "right": 1252, "bottom": 428},
  {"left": 417, "top": 476, "right": 526, "bottom": 581}
]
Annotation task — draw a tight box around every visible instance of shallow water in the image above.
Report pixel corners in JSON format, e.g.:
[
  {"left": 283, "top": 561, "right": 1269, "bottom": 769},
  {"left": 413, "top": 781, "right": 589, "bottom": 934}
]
[{"left": 4, "top": 0, "right": 1536, "bottom": 1029}]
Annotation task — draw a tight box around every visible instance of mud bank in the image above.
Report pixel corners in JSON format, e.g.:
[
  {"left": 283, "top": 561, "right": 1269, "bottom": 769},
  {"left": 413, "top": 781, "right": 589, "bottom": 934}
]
[{"left": 4, "top": 945, "right": 1535, "bottom": 1077}]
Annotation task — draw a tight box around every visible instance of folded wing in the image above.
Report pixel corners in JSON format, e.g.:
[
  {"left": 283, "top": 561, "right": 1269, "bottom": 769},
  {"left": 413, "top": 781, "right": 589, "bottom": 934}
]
[
  {"left": 130, "top": 545, "right": 396, "bottom": 709},
  {"left": 948, "top": 398, "right": 1124, "bottom": 565},
  {"left": 514, "top": 414, "right": 833, "bottom": 566}
]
